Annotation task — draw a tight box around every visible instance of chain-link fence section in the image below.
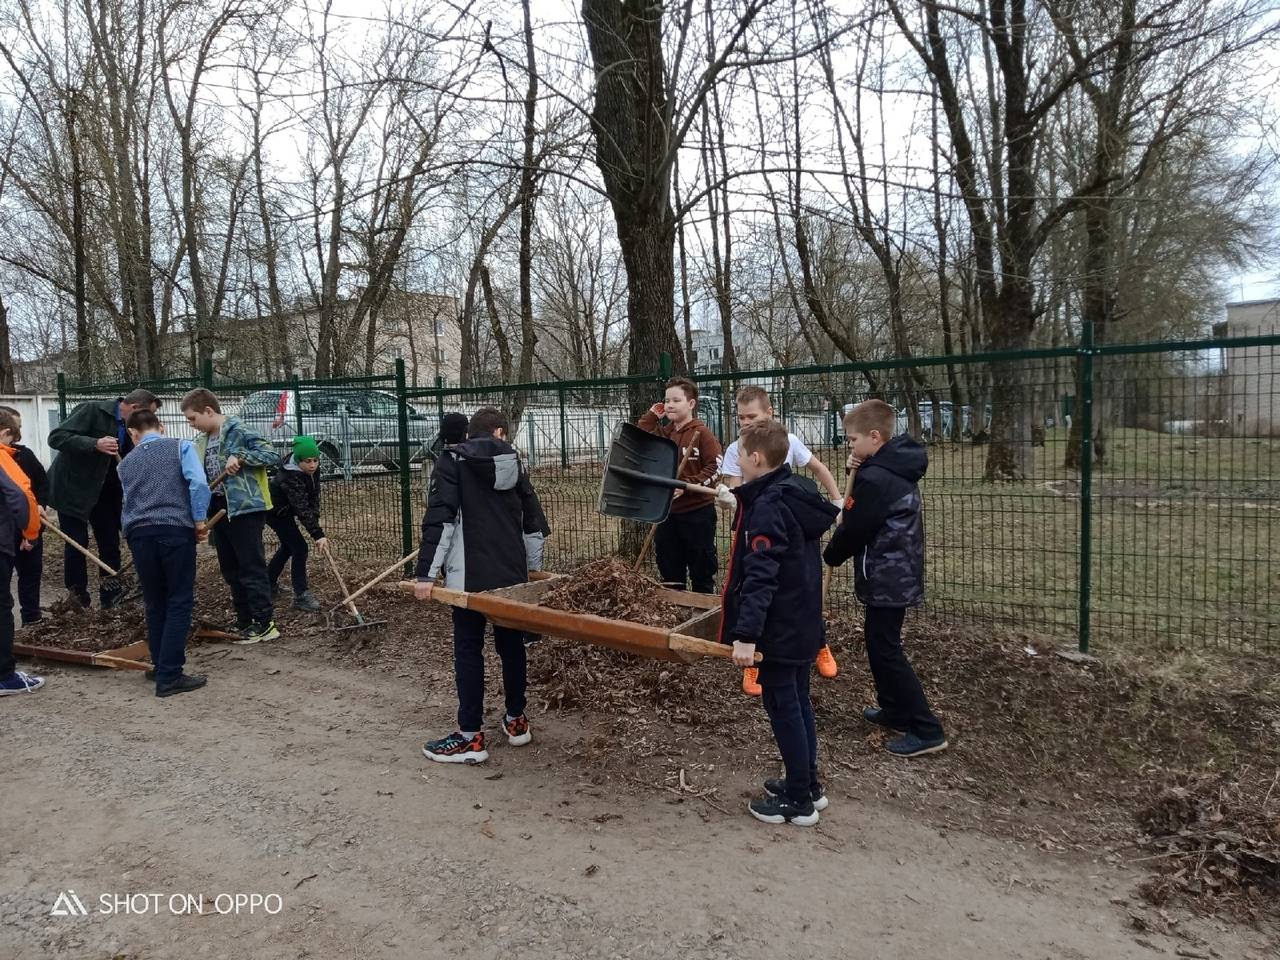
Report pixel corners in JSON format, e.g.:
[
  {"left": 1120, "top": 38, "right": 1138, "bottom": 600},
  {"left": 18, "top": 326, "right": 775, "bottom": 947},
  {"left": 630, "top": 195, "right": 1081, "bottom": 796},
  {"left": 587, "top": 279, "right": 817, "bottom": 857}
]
[{"left": 56, "top": 334, "right": 1280, "bottom": 655}]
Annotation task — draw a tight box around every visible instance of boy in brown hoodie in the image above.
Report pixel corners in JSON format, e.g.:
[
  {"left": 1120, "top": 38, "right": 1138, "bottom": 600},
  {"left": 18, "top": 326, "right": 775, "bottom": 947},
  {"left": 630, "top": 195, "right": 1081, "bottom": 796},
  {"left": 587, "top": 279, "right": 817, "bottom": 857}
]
[{"left": 637, "top": 376, "right": 723, "bottom": 593}]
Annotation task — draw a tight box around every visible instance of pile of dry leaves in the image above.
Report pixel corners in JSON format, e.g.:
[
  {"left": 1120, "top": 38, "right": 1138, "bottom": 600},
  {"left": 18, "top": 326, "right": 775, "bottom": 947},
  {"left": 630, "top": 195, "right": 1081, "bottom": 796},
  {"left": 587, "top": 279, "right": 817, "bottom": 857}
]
[
  {"left": 1136, "top": 771, "right": 1280, "bottom": 918},
  {"left": 539, "top": 557, "right": 691, "bottom": 629}
]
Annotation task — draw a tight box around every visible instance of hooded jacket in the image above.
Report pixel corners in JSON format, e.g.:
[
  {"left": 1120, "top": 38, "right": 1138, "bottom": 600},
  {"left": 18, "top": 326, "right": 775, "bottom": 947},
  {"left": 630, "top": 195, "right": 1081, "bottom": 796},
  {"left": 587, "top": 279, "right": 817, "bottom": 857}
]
[
  {"left": 0, "top": 469, "right": 31, "bottom": 558},
  {"left": 823, "top": 435, "right": 927, "bottom": 608},
  {"left": 194, "top": 415, "right": 279, "bottom": 518},
  {"left": 269, "top": 455, "right": 325, "bottom": 540},
  {"left": 415, "top": 435, "right": 550, "bottom": 592},
  {"left": 719, "top": 466, "right": 839, "bottom": 664}
]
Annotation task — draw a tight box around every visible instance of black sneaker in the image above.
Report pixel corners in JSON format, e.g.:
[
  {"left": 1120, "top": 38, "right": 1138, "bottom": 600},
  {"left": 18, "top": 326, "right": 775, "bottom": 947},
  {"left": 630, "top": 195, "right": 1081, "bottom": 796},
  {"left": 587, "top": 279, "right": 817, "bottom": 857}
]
[
  {"left": 20, "top": 612, "right": 45, "bottom": 627},
  {"left": 763, "top": 777, "right": 829, "bottom": 812},
  {"left": 886, "top": 732, "right": 949, "bottom": 758},
  {"left": 748, "top": 792, "right": 819, "bottom": 827},
  {"left": 71, "top": 590, "right": 92, "bottom": 609},
  {"left": 156, "top": 673, "right": 208, "bottom": 698},
  {"left": 863, "top": 706, "right": 907, "bottom": 732},
  {"left": 422, "top": 731, "right": 489, "bottom": 764},
  {"left": 292, "top": 591, "right": 321, "bottom": 612}
]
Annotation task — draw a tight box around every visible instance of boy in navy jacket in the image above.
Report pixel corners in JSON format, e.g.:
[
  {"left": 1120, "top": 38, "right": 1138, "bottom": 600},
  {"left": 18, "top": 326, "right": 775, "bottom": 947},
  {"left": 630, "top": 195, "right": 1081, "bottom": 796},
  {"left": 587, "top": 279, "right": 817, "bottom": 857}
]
[
  {"left": 824, "top": 399, "right": 947, "bottom": 757},
  {"left": 724, "top": 420, "right": 839, "bottom": 826}
]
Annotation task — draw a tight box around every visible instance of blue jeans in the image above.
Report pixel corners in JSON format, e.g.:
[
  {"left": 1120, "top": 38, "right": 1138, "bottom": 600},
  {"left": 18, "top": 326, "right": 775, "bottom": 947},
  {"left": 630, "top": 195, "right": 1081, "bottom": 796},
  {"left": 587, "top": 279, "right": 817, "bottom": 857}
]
[
  {"left": 452, "top": 607, "right": 527, "bottom": 733},
  {"left": 759, "top": 662, "right": 819, "bottom": 803},
  {"left": 128, "top": 526, "right": 197, "bottom": 684}
]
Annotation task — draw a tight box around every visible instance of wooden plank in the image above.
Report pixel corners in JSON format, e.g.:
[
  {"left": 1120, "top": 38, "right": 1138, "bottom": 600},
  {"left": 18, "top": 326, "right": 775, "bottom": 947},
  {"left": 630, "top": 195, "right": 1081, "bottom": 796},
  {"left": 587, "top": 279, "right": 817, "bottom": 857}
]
[
  {"left": 655, "top": 588, "right": 720, "bottom": 610},
  {"left": 101, "top": 640, "right": 149, "bottom": 661},
  {"left": 466, "top": 594, "right": 684, "bottom": 662},
  {"left": 673, "top": 606, "right": 721, "bottom": 641},
  {"left": 13, "top": 642, "right": 150, "bottom": 671}
]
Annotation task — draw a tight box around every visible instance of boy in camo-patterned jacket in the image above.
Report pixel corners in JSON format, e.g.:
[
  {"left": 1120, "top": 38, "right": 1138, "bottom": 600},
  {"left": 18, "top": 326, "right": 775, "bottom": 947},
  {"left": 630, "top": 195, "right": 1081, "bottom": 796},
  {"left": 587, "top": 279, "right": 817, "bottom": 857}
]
[{"left": 823, "top": 399, "right": 947, "bottom": 758}]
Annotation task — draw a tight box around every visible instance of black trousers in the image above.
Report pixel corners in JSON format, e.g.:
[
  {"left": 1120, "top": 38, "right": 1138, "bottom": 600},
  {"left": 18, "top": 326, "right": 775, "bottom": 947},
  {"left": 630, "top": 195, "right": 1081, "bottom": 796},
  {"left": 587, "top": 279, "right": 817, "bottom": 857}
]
[
  {"left": 0, "top": 553, "right": 14, "bottom": 678},
  {"left": 14, "top": 533, "right": 42, "bottom": 623},
  {"left": 61, "top": 474, "right": 123, "bottom": 603},
  {"left": 129, "top": 527, "right": 196, "bottom": 684},
  {"left": 759, "top": 662, "right": 820, "bottom": 803},
  {"left": 452, "top": 606, "right": 527, "bottom": 734},
  {"left": 654, "top": 503, "right": 718, "bottom": 594},
  {"left": 266, "top": 513, "right": 310, "bottom": 594},
  {"left": 863, "top": 606, "right": 945, "bottom": 741},
  {"left": 210, "top": 505, "right": 273, "bottom": 627}
]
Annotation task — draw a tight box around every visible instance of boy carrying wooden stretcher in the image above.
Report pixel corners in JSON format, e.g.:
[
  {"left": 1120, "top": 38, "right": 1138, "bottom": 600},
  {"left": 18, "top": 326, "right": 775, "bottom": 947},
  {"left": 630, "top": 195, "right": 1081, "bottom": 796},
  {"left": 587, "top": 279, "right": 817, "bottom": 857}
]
[{"left": 722, "top": 419, "right": 839, "bottom": 825}]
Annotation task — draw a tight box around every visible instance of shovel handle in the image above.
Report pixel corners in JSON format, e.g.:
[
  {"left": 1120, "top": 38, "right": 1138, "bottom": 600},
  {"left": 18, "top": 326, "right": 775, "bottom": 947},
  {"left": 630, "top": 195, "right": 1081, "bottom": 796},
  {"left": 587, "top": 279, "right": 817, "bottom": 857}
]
[
  {"left": 822, "top": 460, "right": 857, "bottom": 612},
  {"left": 608, "top": 464, "right": 710, "bottom": 494},
  {"left": 41, "top": 516, "right": 119, "bottom": 576}
]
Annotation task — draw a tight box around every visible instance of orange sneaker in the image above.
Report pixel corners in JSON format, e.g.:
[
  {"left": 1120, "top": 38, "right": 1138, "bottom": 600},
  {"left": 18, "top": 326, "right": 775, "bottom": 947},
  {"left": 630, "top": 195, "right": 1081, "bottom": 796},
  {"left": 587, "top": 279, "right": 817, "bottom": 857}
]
[
  {"left": 815, "top": 645, "right": 839, "bottom": 679},
  {"left": 742, "top": 667, "right": 762, "bottom": 697}
]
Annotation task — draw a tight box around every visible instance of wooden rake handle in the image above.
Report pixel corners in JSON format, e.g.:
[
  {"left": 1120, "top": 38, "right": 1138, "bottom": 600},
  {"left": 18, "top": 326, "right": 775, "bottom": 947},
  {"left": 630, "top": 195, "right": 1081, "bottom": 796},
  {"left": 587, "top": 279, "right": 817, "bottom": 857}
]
[
  {"left": 323, "top": 547, "right": 362, "bottom": 620},
  {"left": 635, "top": 442, "right": 697, "bottom": 571},
  {"left": 340, "top": 549, "right": 422, "bottom": 610},
  {"left": 41, "top": 516, "right": 118, "bottom": 577}
]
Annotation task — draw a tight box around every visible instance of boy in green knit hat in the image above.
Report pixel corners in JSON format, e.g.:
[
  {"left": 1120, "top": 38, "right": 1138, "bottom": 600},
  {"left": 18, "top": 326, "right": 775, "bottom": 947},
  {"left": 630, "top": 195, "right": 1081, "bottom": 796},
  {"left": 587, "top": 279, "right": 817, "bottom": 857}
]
[{"left": 266, "top": 435, "right": 329, "bottom": 612}]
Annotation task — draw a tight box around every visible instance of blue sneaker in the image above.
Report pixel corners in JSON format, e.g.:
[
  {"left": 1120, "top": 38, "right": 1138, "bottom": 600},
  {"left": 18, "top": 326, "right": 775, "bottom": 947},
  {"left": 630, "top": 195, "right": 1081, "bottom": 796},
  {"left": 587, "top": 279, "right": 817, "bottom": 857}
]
[
  {"left": 886, "top": 732, "right": 949, "bottom": 758},
  {"left": 0, "top": 671, "right": 46, "bottom": 696}
]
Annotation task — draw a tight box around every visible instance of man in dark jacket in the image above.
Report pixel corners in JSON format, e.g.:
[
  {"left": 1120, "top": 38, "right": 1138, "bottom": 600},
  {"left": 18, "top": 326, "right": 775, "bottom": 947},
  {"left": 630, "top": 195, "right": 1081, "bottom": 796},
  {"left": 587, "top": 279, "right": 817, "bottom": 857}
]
[
  {"left": 824, "top": 399, "right": 947, "bottom": 758},
  {"left": 0, "top": 406, "right": 49, "bottom": 625},
  {"left": 413, "top": 407, "right": 550, "bottom": 765},
  {"left": 723, "top": 420, "right": 839, "bottom": 826},
  {"left": 47, "top": 388, "right": 160, "bottom": 608}
]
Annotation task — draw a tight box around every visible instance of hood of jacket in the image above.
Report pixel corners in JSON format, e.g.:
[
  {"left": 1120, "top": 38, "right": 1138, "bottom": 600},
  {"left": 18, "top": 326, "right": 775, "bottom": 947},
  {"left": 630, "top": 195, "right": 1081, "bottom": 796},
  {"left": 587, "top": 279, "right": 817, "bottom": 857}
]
[
  {"left": 865, "top": 435, "right": 928, "bottom": 483},
  {"left": 452, "top": 435, "right": 522, "bottom": 491},
  {"left": 736, "top": 465, "right": 839, "bottom": 539}
]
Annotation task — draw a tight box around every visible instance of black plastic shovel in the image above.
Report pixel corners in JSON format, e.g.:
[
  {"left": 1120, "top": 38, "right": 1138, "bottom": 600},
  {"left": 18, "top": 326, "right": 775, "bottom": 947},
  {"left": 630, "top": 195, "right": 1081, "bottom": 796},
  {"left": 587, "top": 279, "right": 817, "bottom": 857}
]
[{"left": 597, "top": 422, "right": 713, "bottom": 525}]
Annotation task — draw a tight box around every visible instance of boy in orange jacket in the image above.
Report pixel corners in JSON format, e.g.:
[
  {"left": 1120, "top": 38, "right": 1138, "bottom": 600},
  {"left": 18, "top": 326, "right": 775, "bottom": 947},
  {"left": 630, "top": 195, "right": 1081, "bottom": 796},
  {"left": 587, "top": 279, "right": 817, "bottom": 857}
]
[{"left": 0, "top": 409, "right": 44, "bottom": 695}]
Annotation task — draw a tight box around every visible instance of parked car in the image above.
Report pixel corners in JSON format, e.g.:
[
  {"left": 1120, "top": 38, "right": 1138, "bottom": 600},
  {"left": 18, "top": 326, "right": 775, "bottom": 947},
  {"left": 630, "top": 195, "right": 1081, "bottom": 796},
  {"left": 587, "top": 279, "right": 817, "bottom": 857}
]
[{"left": 236, "top": 388, "right": 439, "bottom": 475}]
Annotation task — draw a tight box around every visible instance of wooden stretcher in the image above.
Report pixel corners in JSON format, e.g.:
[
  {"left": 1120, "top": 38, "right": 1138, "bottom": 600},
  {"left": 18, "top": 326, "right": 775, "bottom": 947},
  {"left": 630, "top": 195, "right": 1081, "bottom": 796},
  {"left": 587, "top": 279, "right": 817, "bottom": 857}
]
[
  {"left": 400, "top": 572, "right": 749, "bottom": 664},
  {"left": 13, "top": 638, "right": 150, "bottom": 671}
]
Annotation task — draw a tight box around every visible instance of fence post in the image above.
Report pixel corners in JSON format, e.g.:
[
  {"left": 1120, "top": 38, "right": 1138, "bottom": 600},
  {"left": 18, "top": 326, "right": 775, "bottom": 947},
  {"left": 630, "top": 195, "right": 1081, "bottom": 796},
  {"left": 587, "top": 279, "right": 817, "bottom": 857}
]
[
  {"left": 291, "top": 373, "right": 303, "bottom": 435},
  {"left": 201, "top": 357, "right": 214, "bottom": 390},
  {"left": 434, "top": 374, "right": 445, "bottom": 425},
  {"left": 659, "top": 351, "right": 672, "bottom": 382},
  {"left": 596, "top": 411, "right": 606, "bottom": 460},
  {"left": 395, "top": 359, "right": 414, "bottom": 571},
  {"left": 527, "top": 411, "right": 537, "bottom": 468},
  {"left": 558, "top": 387, "right": 568, "bottom": 468},
  {"left": 56, "top": 371, "right": 67, "bottom": 420},
  {"left": 339, "top": 410, "right": 353, "bottom": 482},
  {"left": 1078, "top": 323, "right": 1095, "bottom": 654}
]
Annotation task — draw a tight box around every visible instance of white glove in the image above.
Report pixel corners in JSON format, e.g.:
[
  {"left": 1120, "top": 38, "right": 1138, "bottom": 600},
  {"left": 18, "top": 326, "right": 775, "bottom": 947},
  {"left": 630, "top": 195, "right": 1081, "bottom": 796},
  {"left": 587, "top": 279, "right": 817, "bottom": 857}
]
[
  {"left": 831, "top": 496, "right": 846, "bottom": 509},
  {"left": 715, "top": 483, "right": 736, "bottom": 510}
]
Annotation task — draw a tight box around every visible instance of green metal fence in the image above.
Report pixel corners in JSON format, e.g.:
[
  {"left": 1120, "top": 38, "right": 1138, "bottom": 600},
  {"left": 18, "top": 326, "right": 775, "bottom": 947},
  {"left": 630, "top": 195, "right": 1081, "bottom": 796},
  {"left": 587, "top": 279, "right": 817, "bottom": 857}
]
[{"left": 56, "top": 333, "right": 1280, "bottom": 656}]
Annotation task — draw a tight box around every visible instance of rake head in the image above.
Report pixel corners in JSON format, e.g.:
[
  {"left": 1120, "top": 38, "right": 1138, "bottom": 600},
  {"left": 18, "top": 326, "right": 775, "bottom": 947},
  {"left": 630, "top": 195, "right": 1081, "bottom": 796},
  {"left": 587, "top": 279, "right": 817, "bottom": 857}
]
[{"left": 325, "top": 609, "right": 388, "bottom": 635}]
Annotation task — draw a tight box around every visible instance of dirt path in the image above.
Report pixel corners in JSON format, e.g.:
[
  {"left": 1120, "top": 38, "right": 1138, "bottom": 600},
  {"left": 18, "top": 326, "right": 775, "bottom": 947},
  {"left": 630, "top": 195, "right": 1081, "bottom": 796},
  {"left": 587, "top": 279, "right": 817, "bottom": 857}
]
[{"left": 3, "top": 634, "right": 1270, "bottom": 960}]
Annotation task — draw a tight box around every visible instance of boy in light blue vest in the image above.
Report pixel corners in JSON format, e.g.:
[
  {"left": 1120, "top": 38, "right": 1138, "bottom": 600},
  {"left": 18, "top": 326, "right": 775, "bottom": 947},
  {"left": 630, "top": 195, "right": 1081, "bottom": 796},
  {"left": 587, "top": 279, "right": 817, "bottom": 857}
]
[{"left": 118, "top": 409, "right": 212, "bottom": 697}]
